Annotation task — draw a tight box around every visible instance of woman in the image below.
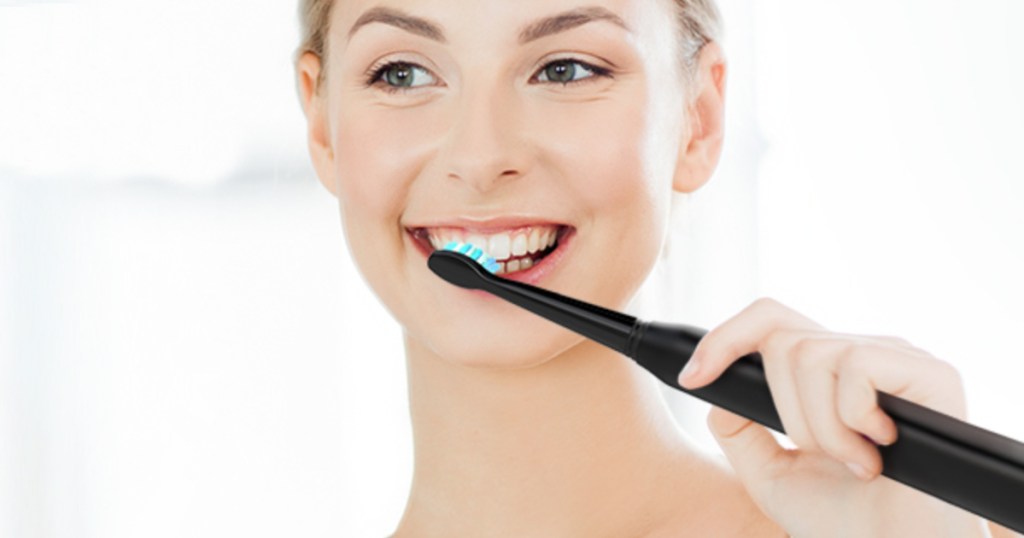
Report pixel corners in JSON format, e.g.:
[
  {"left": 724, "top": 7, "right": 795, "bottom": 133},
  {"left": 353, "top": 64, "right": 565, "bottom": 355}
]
[{"left": 293, "top": 0, "right": 1017, "bottom": 535}]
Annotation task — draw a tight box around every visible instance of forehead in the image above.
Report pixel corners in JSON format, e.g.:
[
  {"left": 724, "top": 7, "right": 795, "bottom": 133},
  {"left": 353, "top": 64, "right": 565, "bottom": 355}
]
[{"left": 331, "top": 0, "right": 676, "bottom": 49}]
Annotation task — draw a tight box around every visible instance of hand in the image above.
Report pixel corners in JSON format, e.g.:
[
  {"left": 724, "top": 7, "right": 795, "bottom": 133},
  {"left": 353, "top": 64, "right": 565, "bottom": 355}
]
[{"left": 677, "top": 297, "right": 992, "bottom": 538}]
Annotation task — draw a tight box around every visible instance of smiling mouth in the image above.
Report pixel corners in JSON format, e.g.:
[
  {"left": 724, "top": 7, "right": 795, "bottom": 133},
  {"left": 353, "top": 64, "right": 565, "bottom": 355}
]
[{"left": 406, "top": 224, "right": 572, "bottom": 275}]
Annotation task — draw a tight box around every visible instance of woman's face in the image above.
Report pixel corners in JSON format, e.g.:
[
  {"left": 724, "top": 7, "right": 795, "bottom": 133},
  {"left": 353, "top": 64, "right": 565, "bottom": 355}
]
[{"left": 303, "top": 0, "right": 701, "bottom": 368}]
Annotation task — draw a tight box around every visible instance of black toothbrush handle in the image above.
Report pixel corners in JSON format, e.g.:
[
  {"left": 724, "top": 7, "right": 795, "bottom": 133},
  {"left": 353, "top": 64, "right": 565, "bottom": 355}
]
[
  {"left": 630, "top": 321, "right": 1024, "bottom": 533},
  {"left": 429, "top": 250, "right": 1024, "bottom": 532}
]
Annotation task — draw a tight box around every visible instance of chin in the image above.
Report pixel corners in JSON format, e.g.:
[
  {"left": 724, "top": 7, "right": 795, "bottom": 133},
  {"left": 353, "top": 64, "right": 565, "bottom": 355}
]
[{"left": 419, "top": 320, "right": 584, "bottom": 371}]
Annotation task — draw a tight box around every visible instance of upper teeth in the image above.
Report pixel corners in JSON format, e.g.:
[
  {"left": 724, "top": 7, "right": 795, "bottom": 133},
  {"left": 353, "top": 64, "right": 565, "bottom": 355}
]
[{"left": 426, "top": 225, "right": 560, "bottom": 261}]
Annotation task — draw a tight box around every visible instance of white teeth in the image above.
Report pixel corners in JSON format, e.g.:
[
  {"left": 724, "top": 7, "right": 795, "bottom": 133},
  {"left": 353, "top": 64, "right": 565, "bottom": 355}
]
[
  {"left": 428, "top": 231, "right": 465, "bottom": 249},
  {"left": 488, "top": 234, "right": 511, "bottom": 260},
  {"left": 467, "top": 234, "right": 487, "bottom": 253},
  {"left": 528, "top": 229, "right": 540, "bottom": 253},
  {"left": 520, "top": 257, "right": 533, "bottom": 270},
  {"left": 539, "top": 230, "right": 552, "bottom": 248},
  {"left": 423, "top": 225, "right": 563, "bottom": 261},
  {"left": 511, "top": 234, "right": 528, "bottom": 256},
  {"left": 506, "top": 259, "right": 521, "bottom": 272}
]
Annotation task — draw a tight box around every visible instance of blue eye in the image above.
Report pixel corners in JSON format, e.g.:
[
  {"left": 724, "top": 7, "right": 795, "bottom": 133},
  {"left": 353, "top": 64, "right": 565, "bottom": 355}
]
[
  {"left": 365, "top": 58, "right": 612, "bottom": 94},
  {"left": 535, "top": 59, "right": 609, "bottom": 85},
  {"left": 367, "top": 62, "right": 437, "bottom": 93}
]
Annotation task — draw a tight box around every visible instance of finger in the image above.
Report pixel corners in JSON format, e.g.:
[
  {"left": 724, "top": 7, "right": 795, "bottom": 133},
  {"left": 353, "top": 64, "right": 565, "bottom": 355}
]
[
  {"left": 791, "top": 338, "right": 884, "bottom": 480},
  {"left": 707, "top": 406, "right": 792, "bottom": 503},
  {"left": 760, "top": 328, "right": 823, "bottom": 450},
  {"left": 835, "top": 342, "right": 967, "bottom": 420},
  {"left": 678, "top": 297, "right": 825, "bottom": 389},
  {"left": 835, "top": 357, "right": 899, "bottom": 447}
]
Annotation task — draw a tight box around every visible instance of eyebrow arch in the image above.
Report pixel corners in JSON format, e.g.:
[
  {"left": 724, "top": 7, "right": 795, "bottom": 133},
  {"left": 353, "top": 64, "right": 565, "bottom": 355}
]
[{"left": 346, "top": 5, "right": 631, "bottom": 45}]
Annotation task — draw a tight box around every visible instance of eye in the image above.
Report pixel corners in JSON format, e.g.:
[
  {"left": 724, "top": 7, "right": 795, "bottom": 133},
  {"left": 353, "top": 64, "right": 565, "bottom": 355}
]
[
  {"left": 364, "top": 57, "right": 613, "bottom": 95},
  {"left": 534, "top": 59, "right": 611, "bottom": 85},
  {"left": 365, "top": 61, "right": 438, "bottom": 93}
]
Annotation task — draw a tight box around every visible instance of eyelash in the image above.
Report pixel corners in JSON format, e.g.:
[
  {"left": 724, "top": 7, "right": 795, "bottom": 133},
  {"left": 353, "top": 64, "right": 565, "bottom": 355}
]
[{"left": 363, "top": 58, "right": 613, "bottom": 94}]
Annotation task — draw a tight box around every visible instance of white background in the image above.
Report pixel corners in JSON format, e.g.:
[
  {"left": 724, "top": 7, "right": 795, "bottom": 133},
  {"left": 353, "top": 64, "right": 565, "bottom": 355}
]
[{"left": 1, "top": 0, "right": 1022, "bottom": 536}]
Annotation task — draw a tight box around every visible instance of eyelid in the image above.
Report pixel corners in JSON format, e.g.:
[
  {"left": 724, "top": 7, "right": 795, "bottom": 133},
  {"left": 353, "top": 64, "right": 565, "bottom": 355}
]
[
  {"left": 530, "top": 57, "right": 612, "bottom": 84},
  {"left": 366, "top": 62, "right": 437, "bottom": 92},
  {"left": 364, "top": 54, "right": 438, "bottom": 82},
  {"left": 364, "top": 55, "right": 614, "bottom": 94},
  {"left": 535, "top": 53, "right": 612, "bottom": 72}
]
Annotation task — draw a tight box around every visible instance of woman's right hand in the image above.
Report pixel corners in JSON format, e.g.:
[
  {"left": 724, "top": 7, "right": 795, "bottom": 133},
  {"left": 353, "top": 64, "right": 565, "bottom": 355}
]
[{"left": 679, "top": 297, "right": 1001, "bottom": 537}]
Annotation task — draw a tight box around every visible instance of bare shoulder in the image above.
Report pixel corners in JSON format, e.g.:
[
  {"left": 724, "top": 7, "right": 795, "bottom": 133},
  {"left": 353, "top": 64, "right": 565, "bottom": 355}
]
[{"left": 645, "top": 451, "right": 787, "bottom": 538}]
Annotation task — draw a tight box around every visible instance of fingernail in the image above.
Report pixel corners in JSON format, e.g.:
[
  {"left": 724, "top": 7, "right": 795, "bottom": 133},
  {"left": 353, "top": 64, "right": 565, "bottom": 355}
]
[
  {"left": 846, "top": 462, "right": 870, "bottom": 480},
  {"left": 679, "top": 358, "right": 701, "bottom": 384}
]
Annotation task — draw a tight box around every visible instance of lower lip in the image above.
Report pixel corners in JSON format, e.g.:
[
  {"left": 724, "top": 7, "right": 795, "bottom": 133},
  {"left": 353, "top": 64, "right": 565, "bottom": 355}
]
[{"left": 410, "top": 227, "right": 576, "bottom": 295}]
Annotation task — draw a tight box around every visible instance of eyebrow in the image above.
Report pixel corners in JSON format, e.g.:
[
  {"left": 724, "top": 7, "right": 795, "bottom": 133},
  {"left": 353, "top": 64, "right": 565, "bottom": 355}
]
[{"left": 346, "top": 5, "right": 631, "bottom": 45}]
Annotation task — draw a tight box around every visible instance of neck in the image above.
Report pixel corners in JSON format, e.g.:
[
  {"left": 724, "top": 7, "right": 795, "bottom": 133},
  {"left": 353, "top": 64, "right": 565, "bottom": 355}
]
[{"left": 392, "top": 332, "right": 707, "bottom": 537}]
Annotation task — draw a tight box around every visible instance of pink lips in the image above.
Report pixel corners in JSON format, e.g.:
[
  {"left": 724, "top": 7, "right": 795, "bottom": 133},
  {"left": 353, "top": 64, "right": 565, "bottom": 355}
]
[{"left": 405, "top": 215, "right": 568, "bottom": 234}]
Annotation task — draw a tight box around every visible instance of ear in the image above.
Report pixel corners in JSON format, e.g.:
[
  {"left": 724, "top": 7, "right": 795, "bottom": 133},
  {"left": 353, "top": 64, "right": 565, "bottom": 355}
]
[
  {"left": 296, "top": 51, "right": 339, "bottom": 197},
  {"left": 672, "top": 41, "right": 727, "bottom": 194}
]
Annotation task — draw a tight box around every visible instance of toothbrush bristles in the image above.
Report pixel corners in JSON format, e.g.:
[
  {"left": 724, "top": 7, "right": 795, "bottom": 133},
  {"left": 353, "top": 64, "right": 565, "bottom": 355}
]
[{"left": 441, "top": 241, "right": 501, "bottom": 274}]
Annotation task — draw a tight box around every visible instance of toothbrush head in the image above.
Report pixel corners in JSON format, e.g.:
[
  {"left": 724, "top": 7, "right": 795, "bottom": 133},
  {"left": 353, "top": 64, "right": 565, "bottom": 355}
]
[{"left": 428, "top": 241, "right": 501, "bottom": 290}]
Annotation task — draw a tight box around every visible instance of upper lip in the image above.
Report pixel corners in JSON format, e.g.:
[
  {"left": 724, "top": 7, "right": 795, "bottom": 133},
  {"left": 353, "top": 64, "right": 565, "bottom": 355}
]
[{"left": 404, "top": 215, "right": 572, "bottom": 234}]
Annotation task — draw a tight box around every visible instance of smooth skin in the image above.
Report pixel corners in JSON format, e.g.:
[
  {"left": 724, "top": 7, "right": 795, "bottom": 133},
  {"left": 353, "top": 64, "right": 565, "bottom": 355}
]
[
  {"left": 296, "top": 0, "right": 1018, "bottom": 535},
  {"left": 680, "top": 297, "right": 1020, "bottom": 537}
]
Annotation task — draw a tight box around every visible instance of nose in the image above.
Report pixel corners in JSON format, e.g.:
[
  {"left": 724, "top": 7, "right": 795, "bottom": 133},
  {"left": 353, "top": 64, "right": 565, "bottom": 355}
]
[{"left": 438, "top": 82, "right": 528, "bottom": 193}]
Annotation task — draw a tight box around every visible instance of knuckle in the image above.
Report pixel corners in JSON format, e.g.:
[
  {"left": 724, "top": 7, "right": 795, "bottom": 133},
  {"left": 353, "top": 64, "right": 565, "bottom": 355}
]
[
  {"left": 762, "top": 327, "right": 794, "bottom": 357},
  {"left": 793, "top": 348, "right": 817, "bottom": 374},
  {"left": 833, "top": 343, "right": 869, "bottom": 381},
  {"left": 835, "top": 351, "right": 857, "bottom": 376},
  {"left": 750, "top": 296, "right": 784, "bottom": 317},
  {"left": 835, "top": 341, "right": 862, "bottom": 367},
  {"left": 789, "top": 334, "right": 818, "bottom": 362},
  {"left": 790, "top": 334, "right": 838, "bottom": 371}
]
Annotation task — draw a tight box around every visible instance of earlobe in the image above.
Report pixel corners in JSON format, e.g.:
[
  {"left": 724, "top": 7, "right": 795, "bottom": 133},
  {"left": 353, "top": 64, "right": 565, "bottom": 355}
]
[
  {"left": 672, "top": 41, "right": 727, "bottom": 194},
  {"left": 296, "top": 51, "right": 339, "bottom": 197}
]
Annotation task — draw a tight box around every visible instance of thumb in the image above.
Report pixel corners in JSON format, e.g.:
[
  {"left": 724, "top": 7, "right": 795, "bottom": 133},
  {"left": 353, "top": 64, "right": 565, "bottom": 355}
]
[{"left": 708, "top": 406, "right": 790, "bottom": 500}]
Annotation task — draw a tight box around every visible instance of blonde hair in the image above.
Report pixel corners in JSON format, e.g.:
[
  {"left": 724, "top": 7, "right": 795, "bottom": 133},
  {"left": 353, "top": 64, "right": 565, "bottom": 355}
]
[{"left": 294, "top": 0, "right": 722, "bottom": 95}]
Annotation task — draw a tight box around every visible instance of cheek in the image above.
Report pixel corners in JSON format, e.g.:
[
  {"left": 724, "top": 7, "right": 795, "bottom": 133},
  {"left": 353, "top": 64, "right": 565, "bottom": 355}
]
[
  {"left": 329, "top": 103, "right": 435, "bottom": 318},
  {"left": 533, "top": 91, "right": 668, "bottom": 273},
  {"left": 332, "top": 101, "right": 446, "bottom": 223},
  {"left": 534, "top": 81, "right": 662, "bottom": 202}
]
